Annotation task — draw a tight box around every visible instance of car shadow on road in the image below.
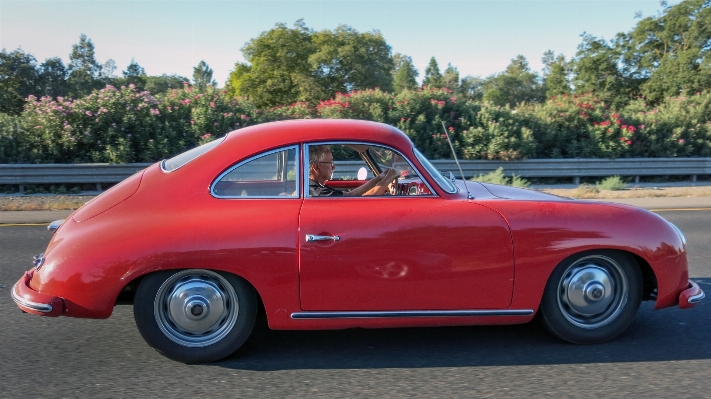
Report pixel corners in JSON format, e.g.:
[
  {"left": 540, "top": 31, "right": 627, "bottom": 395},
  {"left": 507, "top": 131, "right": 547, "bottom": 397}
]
[{"left": 212, "top": 278, "right": 711, "bottom": 371}]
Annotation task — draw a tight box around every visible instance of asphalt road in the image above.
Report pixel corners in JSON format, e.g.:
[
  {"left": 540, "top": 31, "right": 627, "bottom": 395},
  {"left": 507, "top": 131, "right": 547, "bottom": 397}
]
[{"left": 1, "top": 211, "right": 709, "bottom": 398}]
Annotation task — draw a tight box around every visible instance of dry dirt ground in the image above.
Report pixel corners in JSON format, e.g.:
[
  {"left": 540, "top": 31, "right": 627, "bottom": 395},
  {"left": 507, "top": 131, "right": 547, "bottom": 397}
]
[{"left": 2, "top": 185, "right": 711, "bottom": 211}]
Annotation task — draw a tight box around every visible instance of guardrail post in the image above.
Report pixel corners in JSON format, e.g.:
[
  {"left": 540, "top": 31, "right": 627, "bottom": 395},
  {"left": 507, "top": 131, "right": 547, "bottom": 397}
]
[
  {"left": 573, "top": 176, "right": 580, "bottom": 185},
  {"left": 96, "top": 183, "right": 102, "bottom": 192},
  {"left": 692, "top": 175, "right": 697, "bottom": 182},
  {"left": 634, "top": 176, "right": 640, "bottom": 183},
  {"left": 18, "top": 184, "right": 24, "bottom": 195}
]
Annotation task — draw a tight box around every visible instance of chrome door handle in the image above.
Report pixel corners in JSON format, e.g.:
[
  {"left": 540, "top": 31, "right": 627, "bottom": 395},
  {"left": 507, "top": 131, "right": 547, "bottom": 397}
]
[{"left": 306, "top": 234, "right": 340, "bottom": 242}]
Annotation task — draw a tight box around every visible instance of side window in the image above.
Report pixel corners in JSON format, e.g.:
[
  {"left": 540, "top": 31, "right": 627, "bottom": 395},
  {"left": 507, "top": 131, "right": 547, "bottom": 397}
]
[
  {"left": 212, "top": 146, "right": 298, "bottom": 198},
  {"left": 306, "top": 143, "right": 434, "bottom": 197}
]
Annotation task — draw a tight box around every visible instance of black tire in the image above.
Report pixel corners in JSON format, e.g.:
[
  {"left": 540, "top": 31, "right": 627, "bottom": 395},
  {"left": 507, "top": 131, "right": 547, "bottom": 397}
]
[
  {"left": 134, "top": 269, "right": 257, "bottom": 363},
  {"left": 540, "top": 250, "right": 642, "bottom": 344}
]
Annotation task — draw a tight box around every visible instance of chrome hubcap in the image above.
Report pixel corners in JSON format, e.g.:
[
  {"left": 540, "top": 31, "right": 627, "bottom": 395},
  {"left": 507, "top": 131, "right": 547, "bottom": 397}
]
[
  {"left": 154, "top": 270, "right": 239, "bottom": 347},
  {"left": 557, "top": 255, "right": 628, "bottom": 329}
]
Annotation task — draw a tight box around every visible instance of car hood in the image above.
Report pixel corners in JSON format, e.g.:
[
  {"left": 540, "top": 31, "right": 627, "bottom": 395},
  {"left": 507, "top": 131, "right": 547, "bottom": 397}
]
[{"left": 472, "top": 182, "right": 573, "bottom": 201}]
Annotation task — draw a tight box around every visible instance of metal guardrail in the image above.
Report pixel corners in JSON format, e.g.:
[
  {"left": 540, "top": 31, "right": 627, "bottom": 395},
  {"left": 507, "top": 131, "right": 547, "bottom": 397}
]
[
  {"left": 428, "top": 158, "right": 711, "bottom": 185},
  {"left": 0, "top": 163, "right": 151, "bottom": 193},
  {"left": 2, "top": 158, "right": 711, "bottom": 193}
]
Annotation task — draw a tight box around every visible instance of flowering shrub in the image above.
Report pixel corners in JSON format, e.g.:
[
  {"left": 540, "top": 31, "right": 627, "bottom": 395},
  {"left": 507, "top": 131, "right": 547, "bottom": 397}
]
[
  {"left": 0, "top": 114, "right": 21, "bottom": 162},
  {"left": 3, "top": 86, "right": 711, "bottom": 164},
  {"left": 16, "top": 85, "right": 262, "bottom": 163}
]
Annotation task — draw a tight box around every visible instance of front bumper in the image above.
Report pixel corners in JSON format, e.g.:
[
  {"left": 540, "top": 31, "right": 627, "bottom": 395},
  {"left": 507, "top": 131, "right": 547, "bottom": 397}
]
[
  {"left": 11, "top": 270, "right": 64, "bottom": 317},
  {"left": 678, "top": 280, "right": 705, "bottom": 309}
]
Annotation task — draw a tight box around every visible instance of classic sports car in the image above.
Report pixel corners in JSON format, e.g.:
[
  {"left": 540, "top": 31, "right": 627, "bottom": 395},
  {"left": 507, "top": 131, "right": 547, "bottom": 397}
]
[{"left": 13, "top": 119, "right": 704, "bottom": 363}]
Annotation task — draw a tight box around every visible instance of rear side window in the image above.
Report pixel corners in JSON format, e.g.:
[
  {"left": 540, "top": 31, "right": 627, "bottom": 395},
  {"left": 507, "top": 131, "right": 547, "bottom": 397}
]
[
  {"left": 161, "top": 137, "right": 226, "bottom": 172},
  {"left": 211, "top": 146, "right": 299, "bottom": 198}
]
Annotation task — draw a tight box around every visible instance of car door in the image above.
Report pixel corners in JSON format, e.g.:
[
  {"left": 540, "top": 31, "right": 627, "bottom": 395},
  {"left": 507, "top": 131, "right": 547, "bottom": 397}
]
[{"left": 298, "top": 143, "right": 514, "bottom": 311}]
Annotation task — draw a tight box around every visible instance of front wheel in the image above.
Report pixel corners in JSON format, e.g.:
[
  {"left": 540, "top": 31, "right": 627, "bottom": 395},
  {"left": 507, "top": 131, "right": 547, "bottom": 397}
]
[
  {"left": 134, "top": 269, "right": 256, "bottom": 363},
  {"left": 540, "top": 250, "right": 642, "bottom": 344}
]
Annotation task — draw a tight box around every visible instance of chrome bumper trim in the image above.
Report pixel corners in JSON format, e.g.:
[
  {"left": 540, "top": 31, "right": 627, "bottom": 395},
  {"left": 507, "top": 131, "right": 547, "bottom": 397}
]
[
  {"left": 11, "top": 282, "right": 53, "bottom": 313},
  {"left": 688, "top": 288, "right": 705, "bottom": 304},
  {"left": 291, "top": 309, "right": 534, "bottom": 319}
]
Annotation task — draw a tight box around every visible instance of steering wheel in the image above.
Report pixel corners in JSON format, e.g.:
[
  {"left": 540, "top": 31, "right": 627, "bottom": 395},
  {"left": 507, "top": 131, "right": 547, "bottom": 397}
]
[{"left": 389, "top": 175, "right": 399, "bottom": 196}]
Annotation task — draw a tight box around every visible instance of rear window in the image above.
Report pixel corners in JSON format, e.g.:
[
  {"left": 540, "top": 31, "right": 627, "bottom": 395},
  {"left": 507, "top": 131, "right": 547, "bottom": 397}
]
[{"left": 161, "top": 137, "right": 225, "bottom": 172}]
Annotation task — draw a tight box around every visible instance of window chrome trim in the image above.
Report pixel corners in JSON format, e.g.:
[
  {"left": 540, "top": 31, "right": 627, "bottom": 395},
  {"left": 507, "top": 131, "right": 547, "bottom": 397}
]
[
  {"left": 161, "top": 136, "right": 226, "bottom": 173},
  {"left": 303, "top": 141, "right": 438, "bottom": 199},
  {"left": 210, "top": 145, "right": 300, "bottom": 199},
  {"left": 11, "top": 283, "right": 53, "bottom": 313},
  {"left": 47, "top": 219, "right": 64, "bottom": 232},
  {"left": 291, "top": 309, "right": 534, "bottom": 319},
  {"left": 413, "top": 148, "right": 458, "bottom": 194}
]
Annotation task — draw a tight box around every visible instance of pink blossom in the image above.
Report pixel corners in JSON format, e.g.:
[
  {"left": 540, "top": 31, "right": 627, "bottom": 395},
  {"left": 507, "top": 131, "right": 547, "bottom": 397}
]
[
  {"left": 678, "top": 139, "right": 685, "bottom": 144},
  {"left": 209, "top": 102, "right": 215, "bottom": 108},
  {"left": 190, "top": 119, "right": 195, "bottom": 125},
  {"left": 626, "top": 140, "right": 632, "bottom": 145},
  {"left": 85, "top": 111, "right": 93, "bottom": 116}
]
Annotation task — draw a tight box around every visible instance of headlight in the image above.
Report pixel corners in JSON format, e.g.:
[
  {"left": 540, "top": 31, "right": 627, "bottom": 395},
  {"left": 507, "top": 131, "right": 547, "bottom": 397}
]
[{"left": 669, "top": 222, "right": 687, "bottom": 246}]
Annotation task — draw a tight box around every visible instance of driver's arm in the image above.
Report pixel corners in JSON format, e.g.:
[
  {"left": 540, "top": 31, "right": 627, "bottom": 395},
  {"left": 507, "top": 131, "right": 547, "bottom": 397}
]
[{"left": 344, "top": 168, "right": 398, "bottom": 196}]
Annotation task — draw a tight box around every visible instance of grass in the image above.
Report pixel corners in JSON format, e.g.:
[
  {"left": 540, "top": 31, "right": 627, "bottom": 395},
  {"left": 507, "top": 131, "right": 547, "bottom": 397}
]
[
  {"left": 0, "top": 195, "right": 94, "bottom": 211},
  {"left": 471, "top": 167, "right": 530, "bottom": 188},
  {"left": 596, "top": 176, "right": 627, "bottom": 191}
]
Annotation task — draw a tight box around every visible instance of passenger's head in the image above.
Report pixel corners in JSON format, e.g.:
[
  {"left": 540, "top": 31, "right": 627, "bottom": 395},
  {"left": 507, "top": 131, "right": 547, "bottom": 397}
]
[{"left": 309, "top": 145, "right": 335, "bottom": 183}]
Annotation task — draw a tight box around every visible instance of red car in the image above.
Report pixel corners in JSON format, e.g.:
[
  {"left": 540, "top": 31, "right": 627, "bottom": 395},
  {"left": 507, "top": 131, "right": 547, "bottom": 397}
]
[{"left": 12, "top": 119, "right": 704, "bottom": 363}]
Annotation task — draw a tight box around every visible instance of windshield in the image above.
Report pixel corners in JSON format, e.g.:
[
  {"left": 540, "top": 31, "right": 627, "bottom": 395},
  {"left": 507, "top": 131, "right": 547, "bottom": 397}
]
[
  {"left": 368, "top": 146, "right": 418, "bottom": 179},
  {"left": 413, "top": 148, "right": 458, "bottom": 194}
]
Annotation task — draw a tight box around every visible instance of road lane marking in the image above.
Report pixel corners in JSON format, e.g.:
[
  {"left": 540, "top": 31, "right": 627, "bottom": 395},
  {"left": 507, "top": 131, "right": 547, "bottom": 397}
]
[
  {"left": 650, "top": 208, "right": 711, "bottom": 212},
  {"left": 0, "top": 223, "right": 49, "bottom": 227}
]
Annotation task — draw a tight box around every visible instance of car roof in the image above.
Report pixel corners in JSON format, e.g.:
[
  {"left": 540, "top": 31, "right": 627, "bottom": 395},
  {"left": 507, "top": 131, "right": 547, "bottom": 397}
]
[{"left": 220, "top": 119, "right": 413, "bottom": 153}]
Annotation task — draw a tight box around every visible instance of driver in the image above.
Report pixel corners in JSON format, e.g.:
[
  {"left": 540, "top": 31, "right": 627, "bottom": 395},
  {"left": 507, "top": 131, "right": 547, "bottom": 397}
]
[{"left": 309, "top": 145, "right": 399, "bottom": 197}]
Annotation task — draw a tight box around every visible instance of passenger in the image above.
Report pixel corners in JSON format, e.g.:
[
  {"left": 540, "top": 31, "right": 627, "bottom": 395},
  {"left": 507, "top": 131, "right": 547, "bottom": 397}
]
[{"left": 309, "top": 145, "right": 398, "bottom": 197}]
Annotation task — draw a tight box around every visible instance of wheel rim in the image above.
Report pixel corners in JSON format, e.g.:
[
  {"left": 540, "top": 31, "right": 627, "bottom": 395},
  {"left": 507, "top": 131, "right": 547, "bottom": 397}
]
[
  {"left": 154, "top": 270, "right": 239, "bottom": 347},
  {"left": 557, "top": 255, "right": 628, "bottom": 329}
]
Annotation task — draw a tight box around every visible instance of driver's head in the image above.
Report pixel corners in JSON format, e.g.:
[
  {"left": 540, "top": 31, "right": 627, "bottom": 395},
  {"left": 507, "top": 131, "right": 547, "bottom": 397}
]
[{"left": 309, "top": 145, "right": 335, "bottom": 184}]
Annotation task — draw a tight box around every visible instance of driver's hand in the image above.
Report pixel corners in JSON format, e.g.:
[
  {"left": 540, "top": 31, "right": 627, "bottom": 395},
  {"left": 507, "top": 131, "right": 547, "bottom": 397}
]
[{"left": 382, "top": 168, "right": 398, "bottom": 181}]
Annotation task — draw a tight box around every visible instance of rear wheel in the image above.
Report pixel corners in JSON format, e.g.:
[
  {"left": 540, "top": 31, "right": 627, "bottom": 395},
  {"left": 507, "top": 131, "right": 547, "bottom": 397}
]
[
  {"left": 134, "top": 269, "right": 256, "bottom": 363},
  {"left": 540, "top": 250, "right": 642, "bottom": 344}
]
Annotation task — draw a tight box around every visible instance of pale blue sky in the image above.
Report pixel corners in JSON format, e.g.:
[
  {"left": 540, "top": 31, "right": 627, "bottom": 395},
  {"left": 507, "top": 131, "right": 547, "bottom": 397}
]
[{"left": 0, "top": 0, "right": 680, "bottom": 86}]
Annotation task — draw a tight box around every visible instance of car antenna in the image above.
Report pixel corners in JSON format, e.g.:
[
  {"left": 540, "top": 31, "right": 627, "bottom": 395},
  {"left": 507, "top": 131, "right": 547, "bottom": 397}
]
[{"left": 441, "top": 121, "right": 473, "bottom": 199}]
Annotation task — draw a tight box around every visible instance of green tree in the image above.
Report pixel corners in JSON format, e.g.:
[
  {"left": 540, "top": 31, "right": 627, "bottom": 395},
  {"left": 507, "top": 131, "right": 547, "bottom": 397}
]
[
  {"left": 309, "top": 25, "right": 394, "bottom": 96},
  {"left": 226, "top": 20, "right": 394, "bottom": 107},
  {"left": 482, "top": 55, "right": 545, "bottom": 106},
  {"left": 542, "top": 50, "right": 571, "bottom": 99},
  {"left": 571, "top": 34, "right": 637, "bottom": 107},
  {"left": 226, "top": 21, "right": 314, "bottom": 107},
  {"left": 145, "top": 74, "right": 190, "bottom": 95},
  {"left": 623, "top": 0, "right": 711, "bottom": 102},
  {"left": 193, "top": 60, "right": 216, "bottom": 90},
  {"left": 441, "top": 63, "right": 460, "bottom": 92},
  {"left": 423, "top": 57, "right": 442, "bottom": 88},
  {"left": 112, "top": 58, "right": 148, "bottom": 91},
  {"left": 102, "top": 59, "right": 117, "bottom": 85},
  {"left": 0, "top": 48, "right": 40, "bottom": 114},
  {"left": 67, "top": 34, "right": 103, "bottom": 97},
  {"left": 392, "top": 53, "right": 418, "bottom": 92},
  {"left": 459, "top": 75, "right": 484, "bottom": 100},
  {"left": 39, "top": 57, "right": 68, "bottom": 98}
]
